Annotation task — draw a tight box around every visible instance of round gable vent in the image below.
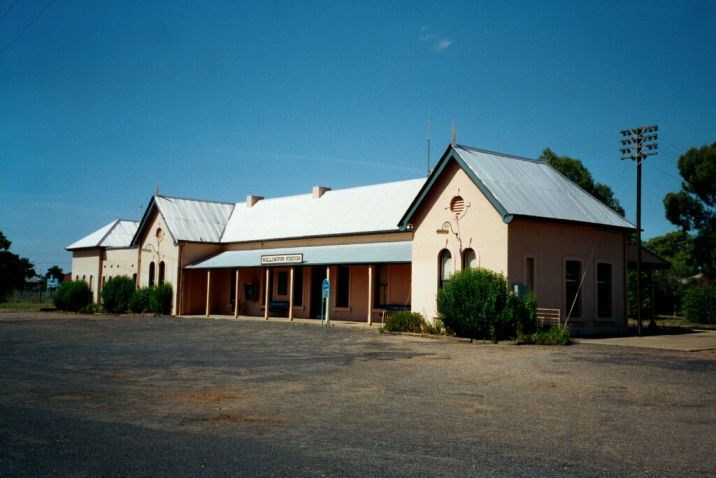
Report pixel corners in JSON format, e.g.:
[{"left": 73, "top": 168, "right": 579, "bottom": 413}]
[{"left": 450, "top": 195, "right": 465, "bottom": 217}]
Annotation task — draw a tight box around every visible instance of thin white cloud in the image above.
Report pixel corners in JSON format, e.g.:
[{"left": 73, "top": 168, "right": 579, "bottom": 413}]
[
  {"left": 434, "top": 38, "right": 453, "bottom": 51},
  {"left": 419, "top": 26, "right": 453, "bottom": 52}
]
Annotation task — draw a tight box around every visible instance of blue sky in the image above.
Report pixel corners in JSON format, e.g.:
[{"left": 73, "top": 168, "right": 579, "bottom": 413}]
[{"left": 1, "top": 0, "right": 715, "bottom": 274}]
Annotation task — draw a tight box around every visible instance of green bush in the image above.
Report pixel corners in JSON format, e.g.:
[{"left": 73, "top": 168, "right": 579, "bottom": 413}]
[
  {"left": 436, "top": 268, "right": 536, "bottom": 341},
  {"left": 517, "top": 326, "right": 572, "bottom": 345},
  {"left": 422, "top": 317, "right": 445, "bottom": 335},
  {"left": 53, "top": 281, "right": 92, "bottom": 312},
  {"left": 381, "top": 311, "right": 425, "bottom": 333},
  {"left": 129, "top": 287, "right": 153, "bottom": 313},
  {"left": 683, "top": 282, "right": 716, "bottom": 324},
  {"left": 100, "top": 276, "right": 136, "bottom": 314},
  {"left": 149, "top": 283, "right": 172, "bottom": 315}
]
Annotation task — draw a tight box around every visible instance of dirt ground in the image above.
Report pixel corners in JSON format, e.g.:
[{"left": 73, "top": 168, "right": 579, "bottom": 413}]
[{"left": 1, "top": 312, "right": 714, "bottom": 477}]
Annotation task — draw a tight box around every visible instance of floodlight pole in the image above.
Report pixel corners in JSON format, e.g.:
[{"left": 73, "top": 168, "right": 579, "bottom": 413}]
[{"left": 620, "top": 125, "right": 658, "bottom": 336}]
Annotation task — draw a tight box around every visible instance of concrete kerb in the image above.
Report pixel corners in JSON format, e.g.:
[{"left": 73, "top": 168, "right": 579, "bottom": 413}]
[{"left": 183, "top": 314, "right": 380, "bottom": 330}]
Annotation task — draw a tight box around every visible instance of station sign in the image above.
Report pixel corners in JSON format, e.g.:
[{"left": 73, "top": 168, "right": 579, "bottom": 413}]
[{"left": 260, "top": 253, "right": 303, "bottom": 265}]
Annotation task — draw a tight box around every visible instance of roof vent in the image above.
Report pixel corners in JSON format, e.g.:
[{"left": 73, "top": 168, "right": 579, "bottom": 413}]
[
  {"left": 312, "top": 186, "right": 331, "bottom": 199},
  {"left": 246, "top": 195, "right": 264, "bottom": 207}
]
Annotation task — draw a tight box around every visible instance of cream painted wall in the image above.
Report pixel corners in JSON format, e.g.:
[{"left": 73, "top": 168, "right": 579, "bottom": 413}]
[
  {"left": 100, "top": 248, "right": 138, "bottom": 289},
  {"left": 70, "top": 248, "right": 102, "bottom": 302},
  {"left": 137, "top": 211, "right": 181, "bottom": 314},
  {"left": 507, "top": 219, "right": 627, "bottom": 327},
  {"left": 410, "top": 161, "right": 508, "bottom": 321}
]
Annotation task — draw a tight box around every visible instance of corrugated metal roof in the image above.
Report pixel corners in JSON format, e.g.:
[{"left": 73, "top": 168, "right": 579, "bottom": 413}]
[
  {"left": 220, "top": 179, "right": 424, "bottom": 243},
  {"left": 101, "top": 220, "right": 139, "bottom": 248},
  {"left": 453, "top": 145, "right": 635, "bottom": 229},
  {"left": 154, "top": 196, "right": 235, "bottom": 243},
  {"left": 66, "top": 219, "right": 139, "bottom": 250},
  {"left": 187, "top": 241, "right": 412, "bottom": 269}
]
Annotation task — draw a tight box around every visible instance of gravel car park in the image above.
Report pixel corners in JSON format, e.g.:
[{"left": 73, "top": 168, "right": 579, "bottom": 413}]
[{"left": 1, "top": 313, "right": 715, "bottom": 477}]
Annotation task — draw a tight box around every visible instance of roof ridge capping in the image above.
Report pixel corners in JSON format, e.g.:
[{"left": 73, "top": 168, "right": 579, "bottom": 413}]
[
  {"left": 454, "top": 144, "right": 540, "bottom": 163},
  {"left": 156, "top": 194, "right": 237, "bottom": 206}
]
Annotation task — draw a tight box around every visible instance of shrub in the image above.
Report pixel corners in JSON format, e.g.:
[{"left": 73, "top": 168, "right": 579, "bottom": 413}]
[
  {"left": 381, "top": 311, "right": 425, "bottom": 333},
  {"left": 100, "top": 276, "right": 136, "bottom": 314},
  {"left": 436, "top": 268, "right": 536, "bottom": 342},
  {"left": 683, "top": 282, "right": 716, "bottom": 324},
  {"left": 53, "top": 281, "right": 92, "bottom": 312},
  {"left": 79, "top": 303, "right": 99, "bottom": 315},
  {"left": 517, "top": 326, "right": 572, "bottom": 345},
  {"left": 149, "top": 283, "right": 172, "bottom": 315},
  {"left": 129, "top": 287, "right": 153, "bottom": 313},
  {"left": 422, "top": 317, "right": 445, "bottom": 335}
]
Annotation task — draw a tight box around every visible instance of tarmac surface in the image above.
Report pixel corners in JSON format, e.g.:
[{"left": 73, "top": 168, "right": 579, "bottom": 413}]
[{"left": 1, "top": 312, "right": 715, "bottom": 477}]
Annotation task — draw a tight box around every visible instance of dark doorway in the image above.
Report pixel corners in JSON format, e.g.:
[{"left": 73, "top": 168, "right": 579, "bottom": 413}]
[{"left": 310, "top": 266, "right": 325, "bottom": 318}]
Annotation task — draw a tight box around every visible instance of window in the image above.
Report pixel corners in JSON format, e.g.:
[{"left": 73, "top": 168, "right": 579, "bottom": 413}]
[
  {"left": 148, "top": 262, "right": 155, "bottom": 287},
  {"left": 292, "top": 267, "right": 303, "bottom": 306},
  {"left": 524, "top": 256, "right": 535, "bottom": 291},
  {"left": 462, "top": 248, "right": 477, "bottom": 269},
  {"left": 277, "top": 271, "right": 288, "bottom": 296},
  {"left": 597, "top": 263, "right": 612, "bottom": 318},
  {"left": 336, "top": 265, "right": 350, "bottom": 308},
  {"left": 565, "top": 260, "right": 582, "bottom": 318},
  {"left": 439, "top": 249, "right": 453, "bottom": 289},
  {"left": 158, "top": 261, "right": 165, "bottom": 285}
]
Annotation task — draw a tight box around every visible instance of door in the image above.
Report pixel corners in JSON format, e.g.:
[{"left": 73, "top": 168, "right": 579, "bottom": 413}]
[{"left": 310, "top": 266, "right": 324, "bottom": 318}]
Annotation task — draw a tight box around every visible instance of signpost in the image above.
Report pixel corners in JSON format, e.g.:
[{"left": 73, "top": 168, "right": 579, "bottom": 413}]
[{"left": 321, "top": 278, "right": 330, "bottom": 326}]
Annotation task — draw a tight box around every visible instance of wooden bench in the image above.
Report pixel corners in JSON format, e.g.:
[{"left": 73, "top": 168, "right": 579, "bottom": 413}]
[
  {"left": 373, "top": 304, "right": 411, "bottom": 323},
  {"left": 536, "top": 308, "right": 561, "bottom": 327},
  {"left": 268, "top": 301, "right": 289, "bottom": 316}
]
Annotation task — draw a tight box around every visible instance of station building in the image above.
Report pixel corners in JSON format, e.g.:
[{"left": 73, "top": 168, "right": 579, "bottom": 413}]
[{"left": 68, "top": 144, "right": 635, "bottom": 332}]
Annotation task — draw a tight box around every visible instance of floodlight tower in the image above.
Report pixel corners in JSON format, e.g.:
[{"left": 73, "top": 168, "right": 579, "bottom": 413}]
[{"left": 620, "top": 124, "right": 658, "bottom": 336}]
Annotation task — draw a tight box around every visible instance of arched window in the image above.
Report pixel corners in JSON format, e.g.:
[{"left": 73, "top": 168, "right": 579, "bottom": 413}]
[
  {"left": 149, "top": 262, "right": 156, "bottom": 287},
  {"left": 158, "top": 261, "right": 165, "bottom": 285},
  {"left": 438, "top": 249, "right": 453, "bottom": 289},
  {"left": 462, "top": 248, "right": 477, "bottom": 269}
]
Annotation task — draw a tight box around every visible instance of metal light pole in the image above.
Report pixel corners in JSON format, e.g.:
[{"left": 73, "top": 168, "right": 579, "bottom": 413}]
[{"left": 620, "top": 125, "right": 658, "bottom": 336}]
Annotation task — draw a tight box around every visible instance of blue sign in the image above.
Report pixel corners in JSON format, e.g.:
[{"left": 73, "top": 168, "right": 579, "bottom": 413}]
[
  {"left": 322, "top": 278, "right": 330, "bottom": 299},
  {"left": 47, "top": 276, "right": 60, "bottom": 290}
]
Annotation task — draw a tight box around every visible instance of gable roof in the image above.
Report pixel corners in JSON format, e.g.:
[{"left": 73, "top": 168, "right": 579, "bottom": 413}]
[
  {"left": 400, "top": 145, "right": 635, "bottom": 230},
  {"left": 66, "top": 219, "right": 139, "bottom": 250},
  {"left": 131, "top": 195, "right": 235, "bottom": 246},
  {"left": 221, "top": 178, "right": 425, "bottom": 243}
]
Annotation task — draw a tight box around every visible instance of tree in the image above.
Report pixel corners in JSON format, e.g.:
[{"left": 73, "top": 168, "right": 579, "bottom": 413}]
[
  {"left": 45, "top": 265, "right": 65, "bottom": 283},
  {"left": 0, "top": 231, "right": 10, "bottom": 251},
  {"left": 645, "top": 231, "right": 695, "bottom": 278},
  {"left": 0, "top": 230, "right": 36, "bottom": 301},
  {"left": 663, "top": 142, "right": 716, "bottom": 278},
  {"left": 540, "top": 148, "right": 625, "bottom": 216}
]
